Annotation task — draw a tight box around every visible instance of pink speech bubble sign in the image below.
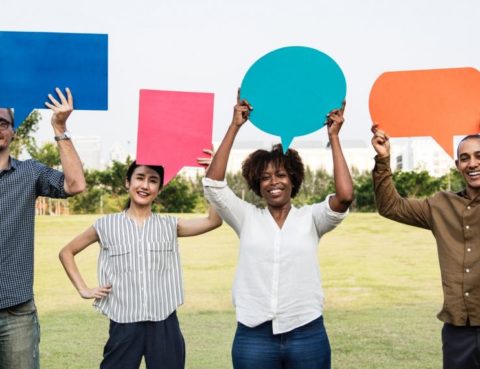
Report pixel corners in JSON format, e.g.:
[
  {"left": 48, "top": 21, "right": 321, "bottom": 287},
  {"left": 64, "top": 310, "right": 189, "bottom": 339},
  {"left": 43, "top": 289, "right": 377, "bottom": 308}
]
[{"left": 136, "top": 89, "right": 214, "bottom": 185}]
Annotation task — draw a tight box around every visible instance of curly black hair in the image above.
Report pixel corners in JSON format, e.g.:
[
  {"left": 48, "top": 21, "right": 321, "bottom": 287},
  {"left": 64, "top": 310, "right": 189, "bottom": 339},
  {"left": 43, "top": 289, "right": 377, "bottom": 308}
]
[{"left": 241, "top": 144, "right": 304, "bottom": 198}]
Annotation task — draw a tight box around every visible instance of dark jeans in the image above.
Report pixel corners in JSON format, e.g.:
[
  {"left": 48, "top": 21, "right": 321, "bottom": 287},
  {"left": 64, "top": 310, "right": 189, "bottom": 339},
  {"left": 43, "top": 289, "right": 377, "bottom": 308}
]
[
  {"left": 100, "top": 311, "right": 185, "bottom": 369},
  {"left": 0, "top": 299, "right": 40, "bottom": 369},
  {"left": 442, "top": 323, "right": 480, "bottom": 369},
  {"left": 232, "top": 316, "right": 331, "bottom": 369}
]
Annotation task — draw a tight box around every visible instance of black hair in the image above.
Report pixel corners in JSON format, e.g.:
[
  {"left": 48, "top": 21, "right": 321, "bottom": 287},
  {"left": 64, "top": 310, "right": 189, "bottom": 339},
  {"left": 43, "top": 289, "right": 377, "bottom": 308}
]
[
  {"left": 124, "top": 160, "right": 164, "bottom": 209},
  {"left": 457, "top": 134, "right": 480, "bottom": 158},
  {"left": 241, "top": 143, "right": 305, "bottom": 198}
]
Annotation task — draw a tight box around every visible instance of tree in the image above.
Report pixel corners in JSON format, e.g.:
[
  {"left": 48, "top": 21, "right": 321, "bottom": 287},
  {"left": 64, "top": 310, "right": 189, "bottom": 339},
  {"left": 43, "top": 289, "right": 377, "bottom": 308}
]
[
  {"left": 439, "top": 168, "right": 464, "bottom": 193},
  {"left": 392, "top": 170, "right": 442, "bottom": 198},
  {"left": 29, "top": 142, "right": 61, "bottom": 168},
  {"left": 98, "top": 158, "right": 133, "bottom": 196},
  {"left": 353, "top": 171, "right": 375, "bottom": 212},
  {"left": 158, "top": 176, "right": 199, "bottom": 212},
  {"left": 10, "top": 111, "right": 42, "bottom": 158}
]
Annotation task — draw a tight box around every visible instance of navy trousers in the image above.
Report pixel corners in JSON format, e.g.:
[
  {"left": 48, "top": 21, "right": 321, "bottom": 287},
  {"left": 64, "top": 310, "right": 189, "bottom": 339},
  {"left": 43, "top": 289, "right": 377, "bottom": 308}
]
[
  {"left": 100, "top": 312, "right": 185, "bottom": 369},
  {"left": 443, "top": 323, "right": 480, "bottom": 369},
  {"left": 232, "top": 316, "right": 331, "bottom": 369}
]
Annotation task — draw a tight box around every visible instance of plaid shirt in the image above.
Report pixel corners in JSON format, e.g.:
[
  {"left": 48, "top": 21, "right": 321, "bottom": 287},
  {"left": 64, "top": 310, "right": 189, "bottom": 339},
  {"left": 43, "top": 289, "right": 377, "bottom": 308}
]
[{"left": 0, "top": 157, "right": 67, "bottom": 309}]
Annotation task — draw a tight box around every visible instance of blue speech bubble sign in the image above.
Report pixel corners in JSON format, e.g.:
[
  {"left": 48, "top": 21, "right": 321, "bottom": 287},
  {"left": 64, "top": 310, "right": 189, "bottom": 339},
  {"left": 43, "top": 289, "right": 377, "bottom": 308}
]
[
  {"left": 0, "top": 31, "right": 108, "bottom": 128},
  {"left": 240, "top": 46, "right": 346, "bottom": 150}
]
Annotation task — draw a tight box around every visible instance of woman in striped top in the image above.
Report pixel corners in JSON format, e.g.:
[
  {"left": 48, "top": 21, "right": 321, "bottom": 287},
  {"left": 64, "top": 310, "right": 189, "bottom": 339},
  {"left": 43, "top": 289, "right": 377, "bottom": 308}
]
[{"left": 59, "top": 158, "right": 222, "bottom": 369}]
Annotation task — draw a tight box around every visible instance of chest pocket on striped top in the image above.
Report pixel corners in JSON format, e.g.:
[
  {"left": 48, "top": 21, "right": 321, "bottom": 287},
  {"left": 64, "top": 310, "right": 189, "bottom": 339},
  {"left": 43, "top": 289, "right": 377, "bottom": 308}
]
[
  {"left": 147, "top": 241, "right": 174, "bottom": 272},
  {"left": 108, "top": 245, "right": 133, "bottom": 274}
]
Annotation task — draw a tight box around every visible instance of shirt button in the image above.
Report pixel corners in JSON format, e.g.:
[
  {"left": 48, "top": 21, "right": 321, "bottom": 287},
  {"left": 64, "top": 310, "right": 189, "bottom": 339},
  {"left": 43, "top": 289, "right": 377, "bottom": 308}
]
[
  {"left": 465, "top": 292, "right": 470, "bottom": 297},
  {"left": 467, "top": 206, "right": 471, "bottom": 210},
  {"left": 466, "top": 269, "right": 470, "bottom": 273},
  {"left": 467, "top": 248, "right": 472, "bottom": 252},
  {"left": 465, "top": 225, "right": 470, "bottom": 230}
]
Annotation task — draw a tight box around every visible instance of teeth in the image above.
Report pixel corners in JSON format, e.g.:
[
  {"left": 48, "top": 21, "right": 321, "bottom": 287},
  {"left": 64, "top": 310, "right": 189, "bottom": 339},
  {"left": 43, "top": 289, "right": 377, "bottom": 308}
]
[
  {"left": 468, "top": 171, "right": 480, "bottom": 176},
  {"left": 269, "top": 189, "right": 281, "bottom": 195}
]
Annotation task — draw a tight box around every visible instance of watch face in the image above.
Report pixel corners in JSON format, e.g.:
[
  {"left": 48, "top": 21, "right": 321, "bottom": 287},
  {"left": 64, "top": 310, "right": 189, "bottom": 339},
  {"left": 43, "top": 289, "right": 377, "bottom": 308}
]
[{"left": 64, "top": 131, "right": 71, "bottom": 139}]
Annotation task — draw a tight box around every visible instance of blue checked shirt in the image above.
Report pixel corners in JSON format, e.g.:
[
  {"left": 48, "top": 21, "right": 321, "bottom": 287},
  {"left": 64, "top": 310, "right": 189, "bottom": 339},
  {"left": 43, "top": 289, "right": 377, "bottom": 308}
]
[{"left": 0, "top": 157, "right": 67, "bottom": 309}]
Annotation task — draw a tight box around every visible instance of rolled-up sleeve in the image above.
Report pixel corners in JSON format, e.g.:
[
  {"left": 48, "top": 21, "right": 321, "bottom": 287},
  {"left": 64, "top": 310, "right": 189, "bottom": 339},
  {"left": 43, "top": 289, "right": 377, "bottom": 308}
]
[
  {"left": 35, "top": 161, "right": 67, "bottom": 198},
  {"left": 312, "top": 194, "right": 349, "bottom": 236},
  {"left": 202, "top": 178, "right": 252, "bottom": 235}
]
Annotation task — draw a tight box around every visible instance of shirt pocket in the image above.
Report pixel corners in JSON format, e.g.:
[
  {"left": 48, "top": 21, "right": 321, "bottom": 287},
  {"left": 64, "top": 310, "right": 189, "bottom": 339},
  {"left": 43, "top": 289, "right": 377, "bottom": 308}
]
[
  {"left": 147, "top": 241, "right": 174, "bottom": 272},
  {"left": 108, "top": 245, "right": 132, "bottom": 274}
]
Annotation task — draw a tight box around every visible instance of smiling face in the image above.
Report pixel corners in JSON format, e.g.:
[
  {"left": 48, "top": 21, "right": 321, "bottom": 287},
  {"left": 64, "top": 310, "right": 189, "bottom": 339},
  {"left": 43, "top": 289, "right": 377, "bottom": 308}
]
[
  {"left": 0, "top": 109, "right": 15, "bottom": 152},
  {"left": 456, "top": 137, "right": 480, "bottom": 198},
  {"left": 259, "top": 162, "right": 293, "bottom": 208},
  {"left": 126, "top": 165, "right": 162, "bottom": 208}
]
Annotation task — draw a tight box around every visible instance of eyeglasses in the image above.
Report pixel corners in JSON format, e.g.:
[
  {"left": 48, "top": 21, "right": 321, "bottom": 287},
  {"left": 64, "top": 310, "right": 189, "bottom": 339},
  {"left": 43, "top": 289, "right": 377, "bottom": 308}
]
[{"left": 0, "top": 120, "right": 12, "bottom": 131}]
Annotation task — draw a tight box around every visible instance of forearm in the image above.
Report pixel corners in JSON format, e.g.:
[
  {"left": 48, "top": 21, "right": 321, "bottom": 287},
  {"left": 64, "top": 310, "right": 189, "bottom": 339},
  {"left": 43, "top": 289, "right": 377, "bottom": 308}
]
[
  {"left": 56, "top": 138, "right": 86, "bottom": 195},
  {"left": 177, "top": 206, "right": 223, "bottom": 237},
  {"left": 330, "top": 135, "right": 354, "bottom": 205},
  {"left": 59, "top": 249, "right": 90, "bottom": 295},
  {"left": 206, "top": 123, "right": 240, "bottom": 180},
  {"left": 372, "top": 155, "right": 430, "bottom": 228}
]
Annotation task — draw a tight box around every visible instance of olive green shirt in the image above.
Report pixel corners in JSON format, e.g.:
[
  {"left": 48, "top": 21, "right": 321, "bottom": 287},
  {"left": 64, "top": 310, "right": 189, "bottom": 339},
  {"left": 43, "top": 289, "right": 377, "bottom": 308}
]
[{"left": 373, "top": 155, "right": 480, "bottom": 326}]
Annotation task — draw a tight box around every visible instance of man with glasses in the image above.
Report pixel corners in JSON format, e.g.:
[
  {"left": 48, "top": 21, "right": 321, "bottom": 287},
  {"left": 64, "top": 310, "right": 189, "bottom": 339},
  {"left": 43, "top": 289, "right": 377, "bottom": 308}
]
[{"left": 0, "top": 88, "right": 86, "bottom": 369}]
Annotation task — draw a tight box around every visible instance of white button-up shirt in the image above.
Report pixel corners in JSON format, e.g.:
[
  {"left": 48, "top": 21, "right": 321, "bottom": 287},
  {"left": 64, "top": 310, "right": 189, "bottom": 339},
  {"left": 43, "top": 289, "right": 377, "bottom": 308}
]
[{"left": 203, "top": 178, "right": 348, "bottom": 334}]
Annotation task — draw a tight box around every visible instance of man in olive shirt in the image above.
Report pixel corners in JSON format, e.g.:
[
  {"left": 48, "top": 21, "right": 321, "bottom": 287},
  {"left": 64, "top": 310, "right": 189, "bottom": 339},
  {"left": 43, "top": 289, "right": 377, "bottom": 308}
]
[{"left": 371, "top": 126, "right": 480, "bottom": 369}]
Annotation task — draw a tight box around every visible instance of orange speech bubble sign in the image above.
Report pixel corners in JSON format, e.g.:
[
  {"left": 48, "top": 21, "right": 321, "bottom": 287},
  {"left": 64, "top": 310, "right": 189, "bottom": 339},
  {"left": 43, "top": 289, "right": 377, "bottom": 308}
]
[{"left": 369, "top": 68, "right": 480, "bottom": 158}]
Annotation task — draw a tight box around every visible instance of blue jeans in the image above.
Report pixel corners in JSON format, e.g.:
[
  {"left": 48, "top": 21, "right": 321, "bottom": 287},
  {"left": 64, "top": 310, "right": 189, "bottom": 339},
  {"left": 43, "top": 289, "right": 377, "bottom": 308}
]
[
  {"left": 0, "top": 300, "right": 40, "bottom": 369},
  {"left": 232, "top": 316, "right": 331, "bottom": 369}
]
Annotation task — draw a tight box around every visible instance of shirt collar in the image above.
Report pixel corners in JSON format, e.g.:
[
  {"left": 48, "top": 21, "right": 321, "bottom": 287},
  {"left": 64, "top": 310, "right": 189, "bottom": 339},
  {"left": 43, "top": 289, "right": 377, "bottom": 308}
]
[
  {"left": 0, "top": 156, "right": 16, "bottom": 174},
  {"left": 456, "top": 188, "right": 480, "bottom": 204},
  {"left": 9, "top": 157, "right": 18, "bottom": 170}
]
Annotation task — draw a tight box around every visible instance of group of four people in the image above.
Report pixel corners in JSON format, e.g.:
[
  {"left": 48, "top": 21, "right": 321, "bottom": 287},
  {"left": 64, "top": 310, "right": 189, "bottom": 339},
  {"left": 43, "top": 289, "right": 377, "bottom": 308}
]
[{"left": 0, "top": 89, "right": 479, "bottom": 369}]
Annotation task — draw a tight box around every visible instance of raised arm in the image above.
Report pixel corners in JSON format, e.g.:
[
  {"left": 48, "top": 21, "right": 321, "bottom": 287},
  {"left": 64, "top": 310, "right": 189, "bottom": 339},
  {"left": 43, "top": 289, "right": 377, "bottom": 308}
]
[
  {"left": 371, "top": 125, "right": 431, "bottom": 228},
  {"left": 327, "top": 102, "right": 354, "bottom": 212},
  {"left": 177, "top": 205, "right": 223, "bottom": 237},
  {"left": 179, "top": 149, "right": 223, "bottom": 236},
  {"left": 206, "top": 89, "right": 252, "bottom": 180},
  {"left": 45, "top": 87, "right": 86, "bottom": 195},
  {"left": 59, "top": 226, "right": 112, "bottom": 299}
]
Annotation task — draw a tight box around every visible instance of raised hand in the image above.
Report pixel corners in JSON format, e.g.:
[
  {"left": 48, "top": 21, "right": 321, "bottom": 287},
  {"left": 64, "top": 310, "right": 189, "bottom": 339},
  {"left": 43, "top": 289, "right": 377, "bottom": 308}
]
[
  {"left": 198, "top": 148, "right": 215, "bottom": 170},
  {"left": 232, "top": 88, "right": 253, "bottom": 127},
  {"left": 45, "top": 87, "right": 74, "bottom": 132},
  {"left": 326, "top": 100, "right": 346, "bottom": 138},
  {"left": 371, "top": 124, "right": 391, "bottom": 158}
]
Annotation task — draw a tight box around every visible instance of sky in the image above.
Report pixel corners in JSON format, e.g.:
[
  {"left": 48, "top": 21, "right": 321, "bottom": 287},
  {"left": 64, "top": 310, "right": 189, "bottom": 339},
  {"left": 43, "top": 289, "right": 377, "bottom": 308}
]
[{"left": 3, "top": 0, "right": 480, "bottom": 163}]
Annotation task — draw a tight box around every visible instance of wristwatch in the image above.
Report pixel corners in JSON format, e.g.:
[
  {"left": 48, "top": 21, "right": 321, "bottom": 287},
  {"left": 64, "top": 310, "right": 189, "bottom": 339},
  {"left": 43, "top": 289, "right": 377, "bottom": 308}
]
[{"left": 54, "top": 131, "right": 72, "bottom": 141}]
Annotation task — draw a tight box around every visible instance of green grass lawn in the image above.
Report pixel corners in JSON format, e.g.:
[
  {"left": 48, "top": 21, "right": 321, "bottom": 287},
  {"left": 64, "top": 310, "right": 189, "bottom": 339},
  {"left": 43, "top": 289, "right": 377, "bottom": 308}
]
[{"left": 34, "top": 213, "right": 443, "bottom": 368}]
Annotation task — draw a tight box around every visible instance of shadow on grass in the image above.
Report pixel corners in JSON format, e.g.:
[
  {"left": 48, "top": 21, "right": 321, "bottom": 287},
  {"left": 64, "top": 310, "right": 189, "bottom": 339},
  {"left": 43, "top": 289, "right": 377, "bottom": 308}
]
[{"left": 40, "top": 305, "right": 441, "bottom": 369}]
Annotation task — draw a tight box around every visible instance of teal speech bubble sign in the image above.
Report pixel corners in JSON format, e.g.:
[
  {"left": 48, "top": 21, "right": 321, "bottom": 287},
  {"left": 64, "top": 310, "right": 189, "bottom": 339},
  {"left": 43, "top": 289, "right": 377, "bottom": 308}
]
[{"left": 240, "top": 46, "right": 346, "bottom": 150}]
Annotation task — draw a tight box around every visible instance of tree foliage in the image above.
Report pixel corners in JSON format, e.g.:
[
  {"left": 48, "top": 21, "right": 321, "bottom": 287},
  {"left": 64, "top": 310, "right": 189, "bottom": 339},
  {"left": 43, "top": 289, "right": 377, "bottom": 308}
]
[
  {"left": 158, "top": 176, "right": 200, "bottom": 213},
  {"left": 29, "top": 142, "right": 61, "bottom": 168},
  {"left": 10, "top": 111, "right": 42, "bottom": 158}
]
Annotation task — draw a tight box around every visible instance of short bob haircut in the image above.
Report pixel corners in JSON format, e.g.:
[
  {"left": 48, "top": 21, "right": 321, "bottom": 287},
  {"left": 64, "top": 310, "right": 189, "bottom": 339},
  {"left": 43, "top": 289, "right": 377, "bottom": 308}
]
[{"left": 241, "top": 143, "right": 304, "bottom": 198}]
